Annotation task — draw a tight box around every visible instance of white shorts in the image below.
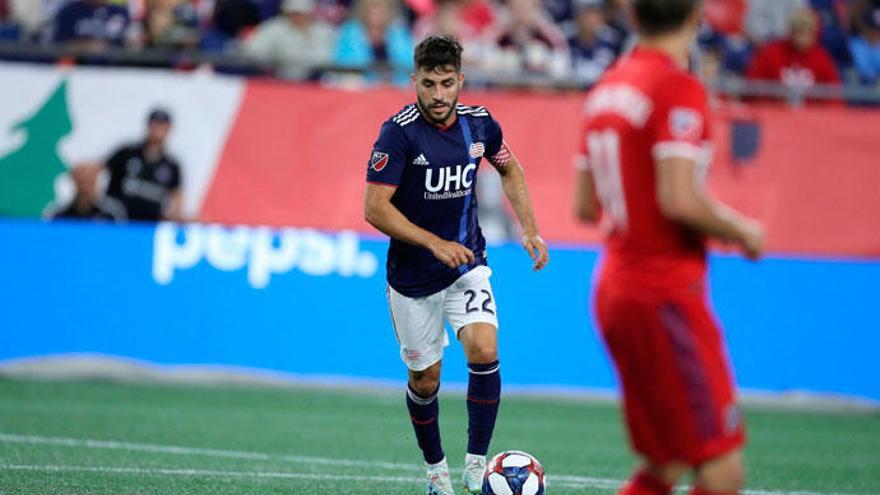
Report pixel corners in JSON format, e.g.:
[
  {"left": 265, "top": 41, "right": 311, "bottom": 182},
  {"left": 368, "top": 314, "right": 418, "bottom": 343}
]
[{"left": 387, "top": 265, "right": 499, "bottom": 371}]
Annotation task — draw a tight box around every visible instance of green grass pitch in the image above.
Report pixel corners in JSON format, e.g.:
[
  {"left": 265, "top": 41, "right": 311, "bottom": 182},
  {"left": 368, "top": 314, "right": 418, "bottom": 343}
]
[{"left": 0, "top": 379, "right": 878, "bottom": 494}]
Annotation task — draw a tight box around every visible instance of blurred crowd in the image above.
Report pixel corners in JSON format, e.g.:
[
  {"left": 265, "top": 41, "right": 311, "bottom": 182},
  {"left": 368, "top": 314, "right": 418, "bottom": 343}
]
[{"left": 0, "top": 0, "right": 879, "bottom": 88}]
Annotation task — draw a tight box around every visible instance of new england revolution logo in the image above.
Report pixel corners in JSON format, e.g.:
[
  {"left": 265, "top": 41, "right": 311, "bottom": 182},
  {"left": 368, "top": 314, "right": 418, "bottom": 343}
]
[
  {"left": 469, "top": 142, "right": 485, "bottom": 159},
  {"left": 370, "top": 151, "right": 389, "bottom": 172}
]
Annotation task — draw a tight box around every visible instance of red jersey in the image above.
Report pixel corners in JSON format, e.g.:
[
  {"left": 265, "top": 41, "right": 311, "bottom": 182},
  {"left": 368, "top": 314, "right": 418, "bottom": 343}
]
[{"left": 579, "top": 47, "right": 712, "bottom": 289}]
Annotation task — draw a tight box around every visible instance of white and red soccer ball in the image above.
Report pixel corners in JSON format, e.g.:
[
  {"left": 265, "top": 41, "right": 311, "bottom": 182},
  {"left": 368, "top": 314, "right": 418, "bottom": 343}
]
[{"left": 482, "top": 450, "right": 545, "bottom": 495}]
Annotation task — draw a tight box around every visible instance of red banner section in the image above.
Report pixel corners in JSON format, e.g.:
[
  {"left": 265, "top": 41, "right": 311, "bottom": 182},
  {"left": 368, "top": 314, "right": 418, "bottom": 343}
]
[{"left": 201, "top": 81, "right": 880, "bottom": 257}]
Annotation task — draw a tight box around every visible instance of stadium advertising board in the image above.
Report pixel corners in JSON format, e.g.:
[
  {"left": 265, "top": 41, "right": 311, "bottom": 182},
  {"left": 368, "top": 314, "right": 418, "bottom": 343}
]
[{"left": 2, "top": 219, "right": 877, "bottom": 402}]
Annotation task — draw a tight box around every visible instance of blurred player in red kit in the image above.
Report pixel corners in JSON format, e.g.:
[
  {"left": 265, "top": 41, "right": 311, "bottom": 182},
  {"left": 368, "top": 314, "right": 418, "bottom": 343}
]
[{"left": 574, "top": 1, "right": 765, "bottom": 494}]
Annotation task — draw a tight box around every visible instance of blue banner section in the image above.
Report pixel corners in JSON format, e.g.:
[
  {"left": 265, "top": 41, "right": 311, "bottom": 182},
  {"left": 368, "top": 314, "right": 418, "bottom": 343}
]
[{"left": 1, "top": 219, "right": 878, "bottom": 401}]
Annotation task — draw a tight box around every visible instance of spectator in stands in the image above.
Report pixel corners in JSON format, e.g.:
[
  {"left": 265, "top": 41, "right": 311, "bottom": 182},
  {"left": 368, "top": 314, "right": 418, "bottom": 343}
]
[
  {"left": 705, "top": 0, "right": 746, "bottom": 36},
  {"left": 746, "top": 0, "right": 808, "bottom": 44},
  {"left": 747, "top": 7, "right": 841, "bottom": 89},
  {"left": 49, "top": 164, "right": 127, "bottom": 222},
  {"left": 810, "top": 0, "right": 853, "bottom": 70},
  {"left": 0, "top": 0, "right": 23, "bottom": 40},
  {"left": 412, "top": 0, "right": 497, "bottom": 71},
  {"left": 852, "top": 0, "right": 880, "bottom": 33},
  {"left": 700, "top": 0, "right": 753, "bottom": 75},
  {"left": 567, "top": 0, "right": 620, "bottom": 85},
  {"left": 202, "top": 0, "right": 261, "bottom": 50},
  {"left": 414, "top": 0, "right": 496, "bottom": 42},
  {"left": 252, "top": 0, "right": 283, "bottom": 19},
  {"left": 138, "top": 0, "right": 202, "bottom": 50},
  {"left": 849, "top": 0, "right": 880, "bottom": 85},
  {"left": 242, "top": 0, "right": 336, "bottom": 80},
  {"left": 103, "top": 108, "right": 185, "bottom": 222},
  {"left": 311, "top": 0, "right": 352, "bottom": 25},
  {"left": 544, "top": 0, "right": 575, "bottom": 36},
  {"left": 52, "top": 0, "right": 132, "bottom": 50},
  {"left": 7, "top": 0, "right": 66, "bottom": 40},
  {"left": 603, "top": 0, "right": 633, "bottom": 50},
  {"left": 488, "top": 0, "right": 570, "bottom": 78},
  {"left": 334, "top": 0, "right": 413, "bottom": 85}
]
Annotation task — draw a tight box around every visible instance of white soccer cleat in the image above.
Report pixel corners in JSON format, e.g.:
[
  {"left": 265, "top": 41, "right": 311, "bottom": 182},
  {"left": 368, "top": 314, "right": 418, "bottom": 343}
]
[
  {"left": 462, "top": 453, "right": 487, "bottom": 494},
  {"left": 426, "top": 457, "right": 455, "bottom": 495}
]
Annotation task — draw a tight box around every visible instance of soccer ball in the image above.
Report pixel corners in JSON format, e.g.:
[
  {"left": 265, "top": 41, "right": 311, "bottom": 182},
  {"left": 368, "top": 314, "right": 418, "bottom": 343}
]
[{"left": 482, "top": 450, "right": 545, "bottom": 495}]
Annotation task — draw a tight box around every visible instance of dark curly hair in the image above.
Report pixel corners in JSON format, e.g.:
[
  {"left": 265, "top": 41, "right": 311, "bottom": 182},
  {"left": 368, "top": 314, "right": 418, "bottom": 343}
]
[
  {"left": 634, "top": 0, "right": 703, "bottom": 37},
  {"left": 413, "top": 35, "right": 463, "bottom": 73}
]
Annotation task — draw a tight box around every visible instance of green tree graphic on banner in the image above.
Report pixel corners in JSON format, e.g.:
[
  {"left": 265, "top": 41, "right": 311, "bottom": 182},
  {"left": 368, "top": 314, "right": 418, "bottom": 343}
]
[{"left": 0, "top": 80, "right": 72, "bottom": 217}]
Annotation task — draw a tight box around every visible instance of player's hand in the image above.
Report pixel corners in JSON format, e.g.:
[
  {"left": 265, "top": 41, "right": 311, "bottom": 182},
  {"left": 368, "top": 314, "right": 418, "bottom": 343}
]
[
  {"left": 522, "top": 233, "right": 549, "bottom": 272},
  {"left": 737, "top": 219, "right": 765, "bottom": 261},
  {"left": 429, "top": 239, "right": 476, "bottom": 269}
]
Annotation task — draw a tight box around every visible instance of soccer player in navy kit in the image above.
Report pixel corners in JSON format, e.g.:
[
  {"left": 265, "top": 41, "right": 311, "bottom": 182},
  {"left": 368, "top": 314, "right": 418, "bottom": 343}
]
[{"left": 364, "top": 35, "right": 550, "bottom": 495}]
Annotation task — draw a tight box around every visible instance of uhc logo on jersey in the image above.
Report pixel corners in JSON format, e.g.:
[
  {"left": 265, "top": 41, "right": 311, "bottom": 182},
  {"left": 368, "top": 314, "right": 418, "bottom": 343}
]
[
  {"left": 669, "top": 107, "right": 703, "bottom": 141},
  {"left": 424, "top": 163, "right": 478, "bottom": 200},
  {"left": 370, "top": 151, "right": 389, "bottom": 172}
]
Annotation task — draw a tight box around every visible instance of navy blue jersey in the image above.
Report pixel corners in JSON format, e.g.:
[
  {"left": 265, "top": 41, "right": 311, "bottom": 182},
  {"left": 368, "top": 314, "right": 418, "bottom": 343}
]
[{"left": 367, "top": 103, "right": 505, "bottom": 298}]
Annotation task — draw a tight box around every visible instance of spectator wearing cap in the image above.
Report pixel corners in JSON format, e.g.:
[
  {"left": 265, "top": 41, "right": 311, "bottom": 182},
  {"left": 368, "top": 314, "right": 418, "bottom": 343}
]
[
  {"left": 747, "top": 7, "right": 841, "bottom": 89},
  {"left": 567, "top": 0, "right": 620, "bottom": 84},
  {"left": 334, "top": 0, "right": 413, "bottom": 85},
  {"left": 849, "top": 0, "right": 880, "bottom": 85},
  {"left": 52, "top": 0, "right": 131, "bottom": 51},
  {"left": 242, "top": 0, "right": 337, "bottom": 80},
  {"left": 102, "top": 109, "right": 185, "bottom": 222}
]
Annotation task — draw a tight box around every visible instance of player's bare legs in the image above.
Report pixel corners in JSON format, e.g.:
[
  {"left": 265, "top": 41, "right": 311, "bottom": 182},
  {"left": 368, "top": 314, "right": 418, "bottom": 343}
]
[
  {"left": 620, "top": 461, "right": 688, "bottom": 495},
  {"left": 620, "top": 451, "right": 743, "bottom": 495},
  {"left": 643, "top": 462, "right": 689, "bottom": 486},
  {"left": 459, "top": 322, "right": 498, "bottom": 364},
  {"left": 693, "top": 449, "right": 745, "bottom": 494},
  {"left": 459, "top": 323, "right": 500, "bottom": 492},
  {"left": 409, "top": 360, "right": 443, "bottom": 397}
]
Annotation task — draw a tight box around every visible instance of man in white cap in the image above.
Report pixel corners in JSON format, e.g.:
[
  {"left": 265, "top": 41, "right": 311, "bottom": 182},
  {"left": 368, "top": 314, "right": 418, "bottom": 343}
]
[{"left": 242, "top": 0, "right": 337, "bottom": 80}]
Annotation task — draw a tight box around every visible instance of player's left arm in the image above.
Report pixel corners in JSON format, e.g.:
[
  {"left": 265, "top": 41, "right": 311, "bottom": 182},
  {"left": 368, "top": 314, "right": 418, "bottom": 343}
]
[{"left": 489, "top": 147, "right": 549, "bottom": 271}]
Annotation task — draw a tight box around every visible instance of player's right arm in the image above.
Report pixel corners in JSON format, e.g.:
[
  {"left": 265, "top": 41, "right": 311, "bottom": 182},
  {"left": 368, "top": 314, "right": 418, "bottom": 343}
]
[
  {"left": 653, "top": 78, "right": 764, "bottom": 260},
  {"left": 656, "top": 158, "right": 764, "bottom": 259},
  {"left": 364, "top": 184, "right": 475, "bottom": 268}
]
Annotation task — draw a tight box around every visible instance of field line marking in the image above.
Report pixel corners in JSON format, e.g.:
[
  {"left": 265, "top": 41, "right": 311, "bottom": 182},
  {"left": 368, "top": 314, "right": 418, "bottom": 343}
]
[
  {"left": 1, "top": 433, "right": 874, "bottom": 495},
  {"left": 0, "top": 432, "right": 414, "bottom": 470},
  {"left": 0, "top": 464, "right": 603, "bottom": 490},
  {"left": 0, "top": 464, "right": 422, "bottom": 484}
]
